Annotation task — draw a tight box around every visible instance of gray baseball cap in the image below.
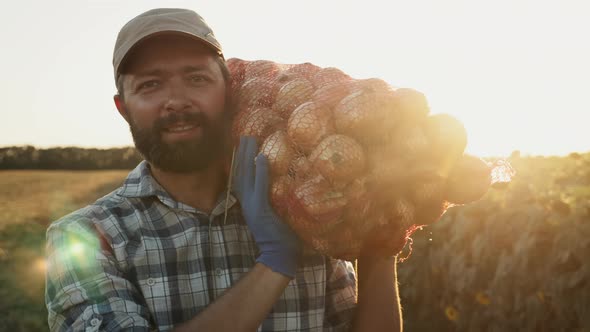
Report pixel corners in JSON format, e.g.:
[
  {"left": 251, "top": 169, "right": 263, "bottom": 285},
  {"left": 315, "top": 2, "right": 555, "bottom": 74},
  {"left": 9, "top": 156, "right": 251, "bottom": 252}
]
[{"left": 112, "top": 8, "right": 223, "bottom": 81}]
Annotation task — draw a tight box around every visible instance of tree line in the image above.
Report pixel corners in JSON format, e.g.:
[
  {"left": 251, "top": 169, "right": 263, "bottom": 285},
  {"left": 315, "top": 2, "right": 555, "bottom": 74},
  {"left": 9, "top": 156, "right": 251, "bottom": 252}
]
[{"left": 0, "top": 146, "right": 143, "bottom": 170}]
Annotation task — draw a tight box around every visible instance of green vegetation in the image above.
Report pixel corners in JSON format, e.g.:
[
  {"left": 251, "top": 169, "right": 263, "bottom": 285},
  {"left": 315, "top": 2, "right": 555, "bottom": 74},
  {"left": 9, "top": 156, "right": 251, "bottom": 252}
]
[
  {"left": 0, "top": 170, "right": 127, "bottom": 331},
  {"left": 0, "top": 222, "right": 49, "bottom": 331}
]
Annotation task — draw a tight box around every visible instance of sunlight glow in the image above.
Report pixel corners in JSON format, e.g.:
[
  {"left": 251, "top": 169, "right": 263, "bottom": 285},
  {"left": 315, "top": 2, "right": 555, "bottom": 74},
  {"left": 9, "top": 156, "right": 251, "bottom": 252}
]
[
  {"left": 34, "top": 258, "right": 48, "bottom": 273},
  {"left": 0, "top": 0, "right": 588, "bottom": 156}
]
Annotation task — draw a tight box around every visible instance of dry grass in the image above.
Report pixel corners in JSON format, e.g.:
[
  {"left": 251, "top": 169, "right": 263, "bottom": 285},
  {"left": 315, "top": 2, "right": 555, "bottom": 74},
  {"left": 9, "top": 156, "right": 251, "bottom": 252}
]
[
  {"left": 0, "top": 170, "right": 129, "bottom": 331},
  {"left": 0, "top": 170, "right": 128, "bottom": 230}
]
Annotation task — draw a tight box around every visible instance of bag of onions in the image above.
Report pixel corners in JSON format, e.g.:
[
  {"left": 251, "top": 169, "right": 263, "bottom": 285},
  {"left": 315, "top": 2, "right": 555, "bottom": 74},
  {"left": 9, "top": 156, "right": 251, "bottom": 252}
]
[{"left": 227, "top": 58, "right": 514, "bottom": 261}]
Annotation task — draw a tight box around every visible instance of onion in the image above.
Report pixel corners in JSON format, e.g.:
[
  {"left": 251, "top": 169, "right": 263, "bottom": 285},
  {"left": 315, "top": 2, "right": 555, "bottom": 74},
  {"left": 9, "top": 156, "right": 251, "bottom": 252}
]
[
  {"left": 423, "top": 113, "right": 468, "bottom": 175},
  {"left": 226, "top": 57, "right": 246, "bottom": 75},
  {"left": 366, "top": 156, "right": 408, "bottom": 199},
  {"left": 411, "top": 175, "right": 446, "bottom": 204},
  {"left": 308, "top": 134, "right": 366, "bottom": 183},
  {"left": 238, "top": 77, "right": 275, "bottom": 109},
  {"left": 390, "top": 88, "right": 430, "bottom": 125},
  {"left": 285, "top": 62, "right": 321, "bottom": 81},
  {"left": 231, "top": 107, "right": 251, "bottom": 144},
  {"left": 287, "top": 101, "right": 334, "bottom": 154},
  {"left": 445, "top": 154, "right": 492, "bottom": 204},
  {"left": 333, "top": 90, "right": 399, "bottom": 144},
  {"left": 391, "top": 197, "right": 416, "bottom": 227},
  {"left": 272, "top": 78, "right": 315, "bottom": 117},
  {"left": 270, "top": 175, "right": 293, "bottom": 218},
  {"left": 288, "top": 175, "right": 347, "bottom": 233},
  {"left": 410, "top": 175, "right": 449, "bottom": 225},
  {"left": 259, "top": 131, "right": 295, "bottom": 176},
  {"left": 289, "top": 213, "right": 339, "bottom": 240},
  {"left": 290, "top": 155, "right": 313, "bottom": 181},
  {"left": 311, "top": 82, "right": 354, "bottom": 110},
  {"left": 226, "top": 58, "right": 247, "bottom": 95},
  {"left": 342, "top": 177, "right": 371, "bottom": 222},
  {"left": 361, "top": 218, "right": 408, "bottom": 257},
  {"left": 389, "top": 125, "right": 431, "bottom": 159},
  {"left": 341, "top": 176, "right": 384, "bottom": 234},
  {"left": 232, "top": 107, "right": 284, "bottom": 144},
  {"left": 357, "top": 197, "right": 417, "bottom": 257},
  {"left": 317, "top": 226, "right": 363, "bottom": 260},
  {"left": 312, "top": 67, "right": 351, "bottom": 88},
  {"left": 351, "top": 78, "right": 395, "bottom": 94},
  {"left": 244, "top": 60, "right": 281, "bottom": 81},
  {"left": 270, "top": 71, "right": 305, "bottom": 100}
]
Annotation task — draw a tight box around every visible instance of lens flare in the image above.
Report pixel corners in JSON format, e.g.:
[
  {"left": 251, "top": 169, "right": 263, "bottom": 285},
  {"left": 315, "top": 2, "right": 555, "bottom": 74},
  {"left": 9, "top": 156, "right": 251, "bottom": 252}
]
[
  {"left": 34, "top": 258, "right": 47, "bottom": 273},
  {"left": 70, "top": 242, "right": 85, "bottom": 256}
]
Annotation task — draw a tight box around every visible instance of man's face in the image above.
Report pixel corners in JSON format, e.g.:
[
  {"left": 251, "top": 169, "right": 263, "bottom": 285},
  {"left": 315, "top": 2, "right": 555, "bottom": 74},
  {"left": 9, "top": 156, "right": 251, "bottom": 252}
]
[{"left": 116, "top": 34, "right": 230, "bottom": 173}]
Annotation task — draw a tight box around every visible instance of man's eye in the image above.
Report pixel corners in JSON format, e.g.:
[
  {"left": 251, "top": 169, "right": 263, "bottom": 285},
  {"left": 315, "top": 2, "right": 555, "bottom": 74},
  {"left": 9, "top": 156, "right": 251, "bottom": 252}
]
[
  {"left": 189, "top": 75, "right": 208, "bottom": 83},
  {"left": 138, "top": 80, "right": 159, "bottom": 89}
]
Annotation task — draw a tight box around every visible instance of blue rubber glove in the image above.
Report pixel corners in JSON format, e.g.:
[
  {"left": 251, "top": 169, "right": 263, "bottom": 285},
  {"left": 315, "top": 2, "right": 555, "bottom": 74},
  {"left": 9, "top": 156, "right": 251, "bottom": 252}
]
[{"left": 233, "top": 136, "right": 302, "bottom": 278}]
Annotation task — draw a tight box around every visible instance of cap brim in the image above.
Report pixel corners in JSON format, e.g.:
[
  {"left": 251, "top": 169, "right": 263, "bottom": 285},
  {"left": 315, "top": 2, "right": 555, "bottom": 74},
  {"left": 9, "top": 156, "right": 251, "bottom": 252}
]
[{"left": 115, "top": 30, "right": 223, "bottom": 79}]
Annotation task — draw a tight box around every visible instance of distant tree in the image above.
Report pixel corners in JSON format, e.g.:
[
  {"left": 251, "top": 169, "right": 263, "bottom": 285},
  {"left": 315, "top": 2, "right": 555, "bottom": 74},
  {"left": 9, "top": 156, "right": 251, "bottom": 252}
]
[
  {"left": 568, "top": 152, "right": 581, "bottom": 159},
  {"left": 0, "top": 146, "right": 143, "bottom": 170}
]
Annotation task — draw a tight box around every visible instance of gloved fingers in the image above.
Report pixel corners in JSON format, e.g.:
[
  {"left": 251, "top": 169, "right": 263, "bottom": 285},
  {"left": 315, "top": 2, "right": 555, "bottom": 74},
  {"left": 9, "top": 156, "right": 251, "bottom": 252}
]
[
  {"left": 254, "top": 153, "right": 271, "bottom": 204},
  {"left": 235, "top": 137, "right": 247, "bottom": 181},
  {"left": 236, "top": 136, "right": 258, "bottom": 192},
  {"left": 230, "top": 145, "right": 241, "bottom": 195}
]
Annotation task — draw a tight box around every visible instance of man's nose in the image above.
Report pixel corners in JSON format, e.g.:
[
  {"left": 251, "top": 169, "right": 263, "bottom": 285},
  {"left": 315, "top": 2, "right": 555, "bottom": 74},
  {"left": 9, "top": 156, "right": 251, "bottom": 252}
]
[{"left": 163, "top": 81, "right": 191, "bottom": 112}]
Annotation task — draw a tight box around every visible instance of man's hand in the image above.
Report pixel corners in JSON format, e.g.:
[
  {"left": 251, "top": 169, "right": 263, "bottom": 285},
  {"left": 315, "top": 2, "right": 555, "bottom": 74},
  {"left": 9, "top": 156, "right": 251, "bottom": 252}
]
[
  {"left": 174, "top": 137, "right": 302, "bottom": 331},
  {"left": 233, "top": 136, "right": 302, "bottom": 278}
]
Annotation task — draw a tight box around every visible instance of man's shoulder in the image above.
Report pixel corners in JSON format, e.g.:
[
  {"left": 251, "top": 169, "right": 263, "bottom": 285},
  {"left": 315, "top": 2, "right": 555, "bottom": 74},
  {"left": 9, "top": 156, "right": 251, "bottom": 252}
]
[{"left": 47, "top": 186, "right": 135, "bottom": 235}]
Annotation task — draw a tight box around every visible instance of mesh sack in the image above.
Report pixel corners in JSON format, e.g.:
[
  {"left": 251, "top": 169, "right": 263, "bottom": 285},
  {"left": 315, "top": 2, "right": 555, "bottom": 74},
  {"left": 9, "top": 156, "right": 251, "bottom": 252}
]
[{"left": 228, "top": 58, "right": 514, "bottom": 260}]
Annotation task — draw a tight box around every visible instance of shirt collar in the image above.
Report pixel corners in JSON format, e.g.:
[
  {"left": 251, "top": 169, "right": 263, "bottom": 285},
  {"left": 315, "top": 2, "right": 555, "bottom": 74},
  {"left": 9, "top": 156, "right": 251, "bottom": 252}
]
[
  {"left": 118, "top": 160, "right": 237, "bottom": 216},
  {"left": 119, "top": 160, "right": 165, "bottom": 198}
]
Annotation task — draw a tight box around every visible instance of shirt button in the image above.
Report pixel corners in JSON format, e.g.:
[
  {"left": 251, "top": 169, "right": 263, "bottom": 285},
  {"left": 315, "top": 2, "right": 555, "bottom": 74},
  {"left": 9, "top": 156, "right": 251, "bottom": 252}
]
[
  {"left": 215, "top": 268, "right": 223, "bottom": 277},
  {"left": 147, "top": 278, "right": 156, "bottom": 286},
  {"left": 90, "top": 318, "right": 100, "bottom": 326}
]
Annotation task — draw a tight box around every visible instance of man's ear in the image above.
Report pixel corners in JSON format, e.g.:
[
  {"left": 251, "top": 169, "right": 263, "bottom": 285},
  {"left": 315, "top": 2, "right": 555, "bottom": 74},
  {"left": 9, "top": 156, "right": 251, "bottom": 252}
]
[{"left": 114, "top": 94, "right": 130, "bottom": 123}]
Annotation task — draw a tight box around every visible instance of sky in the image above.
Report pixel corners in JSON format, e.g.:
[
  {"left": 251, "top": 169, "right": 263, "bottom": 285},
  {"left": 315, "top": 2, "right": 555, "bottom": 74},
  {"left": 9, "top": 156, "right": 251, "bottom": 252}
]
[{"left": 1, "top": 0, "right": 588, "bottom": 157}]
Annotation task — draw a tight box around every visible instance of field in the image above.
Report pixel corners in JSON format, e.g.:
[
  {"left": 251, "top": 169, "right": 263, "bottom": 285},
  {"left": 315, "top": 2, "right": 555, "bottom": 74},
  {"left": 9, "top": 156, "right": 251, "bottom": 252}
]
[
  {"left": 0, "top": 170, "right": 128, "bottom": 331},
  {"left": 0, "top": 153, "right": 589, "bottom": 331},
  {"left": 0, "top": 170, "right": 128, "bottom": 231},
  {"left": 398, "top": 152, "right": 590, "bottom": 331}
]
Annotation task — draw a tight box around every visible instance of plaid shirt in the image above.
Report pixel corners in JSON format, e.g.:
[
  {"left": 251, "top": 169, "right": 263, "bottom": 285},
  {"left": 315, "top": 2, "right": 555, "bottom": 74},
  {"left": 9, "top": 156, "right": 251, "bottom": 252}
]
[{"left": 45, "top": 161, "right": 357, "bottom": 331}]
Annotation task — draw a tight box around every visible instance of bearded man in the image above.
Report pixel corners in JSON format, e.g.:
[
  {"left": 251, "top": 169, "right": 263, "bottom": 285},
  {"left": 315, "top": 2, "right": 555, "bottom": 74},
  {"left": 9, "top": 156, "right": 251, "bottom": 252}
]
[{"left": 45, "top": 8, "right": 402, "bottom": 332}]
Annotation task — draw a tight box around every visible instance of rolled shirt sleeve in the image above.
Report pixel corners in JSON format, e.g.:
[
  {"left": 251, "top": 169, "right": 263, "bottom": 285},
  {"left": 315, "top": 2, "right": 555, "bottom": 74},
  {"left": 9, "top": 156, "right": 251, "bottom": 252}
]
[{"left": 45, "top": 217, "right": 153, "bottom": 332}]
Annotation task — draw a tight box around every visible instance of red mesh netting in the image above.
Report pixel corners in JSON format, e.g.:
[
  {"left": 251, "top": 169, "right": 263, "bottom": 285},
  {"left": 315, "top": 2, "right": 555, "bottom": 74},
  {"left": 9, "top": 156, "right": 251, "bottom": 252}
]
[{"left": 228, "top": 58, "right": 515, "bottom": 261}]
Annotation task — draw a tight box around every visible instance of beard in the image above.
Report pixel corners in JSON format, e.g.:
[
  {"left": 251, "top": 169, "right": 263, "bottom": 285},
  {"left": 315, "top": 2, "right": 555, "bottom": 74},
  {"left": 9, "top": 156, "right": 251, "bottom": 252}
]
[{"left": 128, "top": 107, "right": 233, "bottom": 173}]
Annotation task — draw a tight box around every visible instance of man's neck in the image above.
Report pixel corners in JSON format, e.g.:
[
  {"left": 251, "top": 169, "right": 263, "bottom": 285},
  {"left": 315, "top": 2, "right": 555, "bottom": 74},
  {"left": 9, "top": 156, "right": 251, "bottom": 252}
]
[{"left": 150, "top": 161, "right": 228, "bottom": 214}]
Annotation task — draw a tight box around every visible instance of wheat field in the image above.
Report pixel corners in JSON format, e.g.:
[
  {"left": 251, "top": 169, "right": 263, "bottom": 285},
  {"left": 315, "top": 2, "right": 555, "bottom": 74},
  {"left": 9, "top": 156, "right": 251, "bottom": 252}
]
[
  {"left": 0, "top": 170, "right": 128, "bottom": 230},
  {"left": 0, "top": 153, "right": 589, "bottom": 330},
  {"left": 0, "top": 170, "right": 128, "bottom": 331}
]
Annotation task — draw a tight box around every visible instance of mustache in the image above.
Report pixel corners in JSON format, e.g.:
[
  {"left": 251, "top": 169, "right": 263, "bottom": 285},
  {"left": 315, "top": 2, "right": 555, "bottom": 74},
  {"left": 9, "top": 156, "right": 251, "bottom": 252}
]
[{"left": 154, "top": 112, "right": 209, "bottom": 131}]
